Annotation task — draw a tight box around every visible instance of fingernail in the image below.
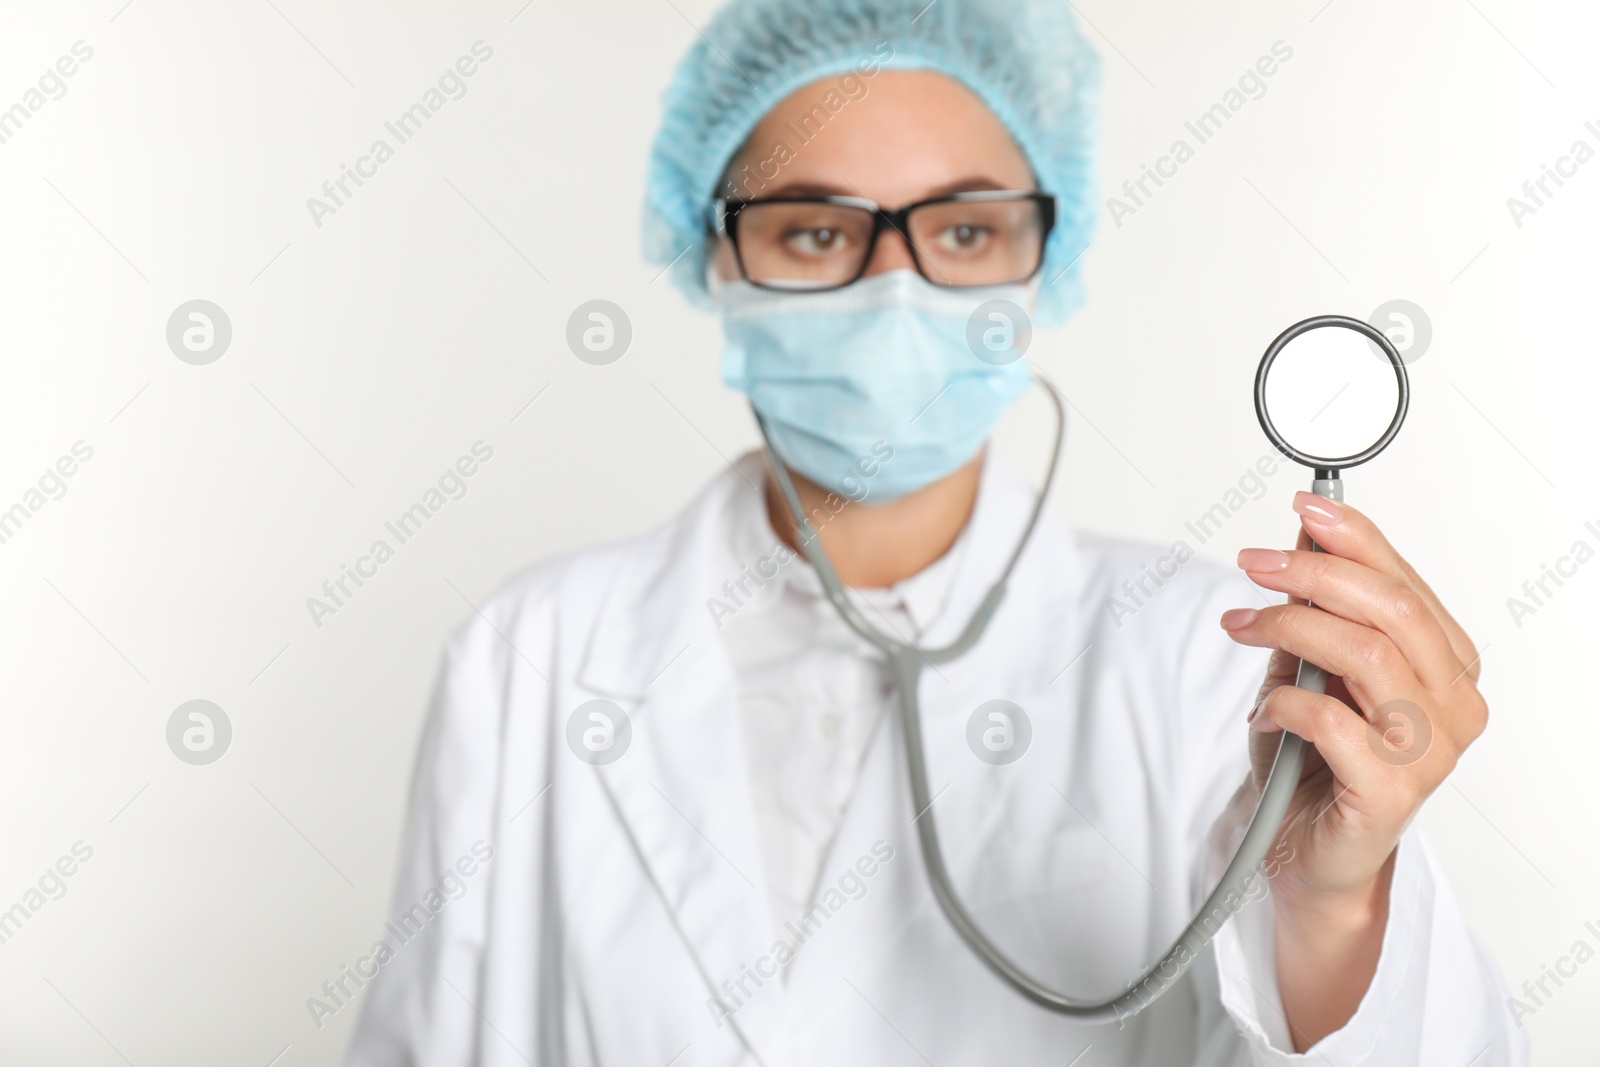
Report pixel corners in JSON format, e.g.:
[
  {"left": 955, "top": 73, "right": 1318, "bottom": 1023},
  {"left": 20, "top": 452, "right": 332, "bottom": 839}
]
[
  {"left": 1250, "top": 703, "right": 1280, "bottom": 732},
  {"left": 1220, "top": 608, "right": 1259, "bottom": 631},
  {"left": 1237, "top": 548, "right": 1290, "bottom": 572},
  {"left": 1293, "top": 491, "right": 1343, "bottom": 526},
  {"left": 1247, "top": 697, "right": 1265, "bottom": 723}
]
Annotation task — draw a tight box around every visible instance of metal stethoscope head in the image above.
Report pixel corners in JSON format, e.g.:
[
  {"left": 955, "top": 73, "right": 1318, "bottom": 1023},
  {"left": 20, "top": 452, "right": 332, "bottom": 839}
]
[
  {"left": 1254, "top": 313, "right": 1410, "bottom": 479},
  {"left": 753, "top": 315, "right": 1411, "bottom": 1024}
]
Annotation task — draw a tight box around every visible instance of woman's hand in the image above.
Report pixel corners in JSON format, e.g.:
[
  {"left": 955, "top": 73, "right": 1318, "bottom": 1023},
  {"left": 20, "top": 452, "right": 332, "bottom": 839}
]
[{"left": 1219, "top": 490, "right": 1488, "bottom": 1050}]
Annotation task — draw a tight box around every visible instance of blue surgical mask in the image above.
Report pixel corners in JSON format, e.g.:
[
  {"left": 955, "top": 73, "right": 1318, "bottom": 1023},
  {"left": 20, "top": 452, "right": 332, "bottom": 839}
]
[{"left": 717, "top": 270, "right": 1035, "bottom": 503}]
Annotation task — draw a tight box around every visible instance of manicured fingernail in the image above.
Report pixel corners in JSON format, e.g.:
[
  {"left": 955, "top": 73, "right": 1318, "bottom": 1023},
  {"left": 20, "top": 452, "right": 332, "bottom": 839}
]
[
  {"left": 1220, "top": 608, "right": 1258, "bottom": 631},
  {"left": 1293, "top": 491, "right": 1343, "bottom": 526},
  {"left": 1250, "top": 703, "right": 1280, "bottom": 732},
  {"left": 1237, "top": 548, "right": 1290, "bottom": 572}
]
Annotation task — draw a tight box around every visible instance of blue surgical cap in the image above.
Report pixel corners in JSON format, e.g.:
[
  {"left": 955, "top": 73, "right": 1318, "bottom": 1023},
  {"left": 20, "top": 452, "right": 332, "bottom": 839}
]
[{"left": 642, "top": 0, "right": 1101, "bottom": 328}]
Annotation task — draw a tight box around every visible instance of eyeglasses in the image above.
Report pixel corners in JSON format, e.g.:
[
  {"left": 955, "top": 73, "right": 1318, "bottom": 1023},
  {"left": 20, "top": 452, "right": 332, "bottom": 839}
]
[{"left": 711, "top": 190, "right": 1056, "bottom": 292}]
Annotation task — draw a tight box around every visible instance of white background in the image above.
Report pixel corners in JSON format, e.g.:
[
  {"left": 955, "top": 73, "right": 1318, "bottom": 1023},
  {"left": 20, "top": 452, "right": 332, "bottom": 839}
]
[{"left": 0, "top": 0, "right": 1595, "bottom": 1063}]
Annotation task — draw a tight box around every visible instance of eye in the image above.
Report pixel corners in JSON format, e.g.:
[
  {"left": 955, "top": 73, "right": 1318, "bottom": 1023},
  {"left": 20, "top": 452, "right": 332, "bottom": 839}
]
[
  {"left": 783, "top": 227, "right": 851, "bottom": 255},
  {"left": 935, "top": 223, "right": 993, "bottom": 253}
]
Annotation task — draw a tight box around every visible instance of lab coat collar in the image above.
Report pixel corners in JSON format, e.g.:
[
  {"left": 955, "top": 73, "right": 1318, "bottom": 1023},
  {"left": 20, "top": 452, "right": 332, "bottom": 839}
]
[
  {"left": 575, "top": 447, "right": 1033, "bottom": 698},
  {"left": 571, "top": 436, "right": 1080, "bottom": 763}
]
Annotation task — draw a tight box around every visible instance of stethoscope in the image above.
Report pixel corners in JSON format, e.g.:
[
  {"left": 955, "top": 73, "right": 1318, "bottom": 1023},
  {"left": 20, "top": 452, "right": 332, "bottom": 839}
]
[{"left": 754, "top": 314, "right": 1409, "bottom": 1023}]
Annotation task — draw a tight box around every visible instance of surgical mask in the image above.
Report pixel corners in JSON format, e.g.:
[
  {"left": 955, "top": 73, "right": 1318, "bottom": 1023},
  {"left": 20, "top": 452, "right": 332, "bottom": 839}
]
[{"left": 717, "top": 270, "right": 1035, "bottom": 502}]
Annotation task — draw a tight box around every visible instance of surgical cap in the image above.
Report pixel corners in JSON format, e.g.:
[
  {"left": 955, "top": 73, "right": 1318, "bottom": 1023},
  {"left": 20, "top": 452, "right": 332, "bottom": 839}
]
[{"left": 643, "top": 0, "right": 1101, "bottom": 328}]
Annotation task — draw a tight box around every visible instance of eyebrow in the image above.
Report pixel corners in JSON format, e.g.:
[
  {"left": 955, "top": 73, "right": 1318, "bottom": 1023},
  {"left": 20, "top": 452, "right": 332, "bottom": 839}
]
[{"left": 755, "top": 176, "right": 1036, "bottom": 203}]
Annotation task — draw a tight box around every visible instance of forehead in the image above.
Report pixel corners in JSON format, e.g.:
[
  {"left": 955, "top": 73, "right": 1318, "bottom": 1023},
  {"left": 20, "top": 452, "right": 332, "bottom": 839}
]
[{"left": 730, "top": 69, "right": 1035, "bottom": 206}]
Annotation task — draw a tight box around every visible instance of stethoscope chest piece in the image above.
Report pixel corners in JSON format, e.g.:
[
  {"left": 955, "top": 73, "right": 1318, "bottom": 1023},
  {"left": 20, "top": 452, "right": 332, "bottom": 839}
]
[{"left": 1253, "top": 313, "right": 1410, "bottom": 481}]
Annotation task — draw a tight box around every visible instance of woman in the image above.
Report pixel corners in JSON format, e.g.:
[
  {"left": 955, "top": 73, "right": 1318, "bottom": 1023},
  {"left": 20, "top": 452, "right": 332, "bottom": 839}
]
[{"left": 347, "top": 1, "right": 1525, "bottom": 1063}]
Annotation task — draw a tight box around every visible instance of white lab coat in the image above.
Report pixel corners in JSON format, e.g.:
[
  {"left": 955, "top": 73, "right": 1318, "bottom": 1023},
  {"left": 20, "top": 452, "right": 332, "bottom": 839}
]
[{"left": 345, "top": 449, "right": 1527, "bottom": 1066}]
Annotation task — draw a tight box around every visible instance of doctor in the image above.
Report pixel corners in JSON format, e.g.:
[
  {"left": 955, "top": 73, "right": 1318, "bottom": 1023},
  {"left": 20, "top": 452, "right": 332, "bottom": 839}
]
[{"left": 348, "top": 0, "right": 1525, "bottom": 1063}]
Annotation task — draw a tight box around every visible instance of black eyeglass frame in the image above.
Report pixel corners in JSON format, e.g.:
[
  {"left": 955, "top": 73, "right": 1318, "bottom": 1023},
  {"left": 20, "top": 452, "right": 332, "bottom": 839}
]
[{"left": 709, "top": 190, "right": 1058, "bottom": 292}]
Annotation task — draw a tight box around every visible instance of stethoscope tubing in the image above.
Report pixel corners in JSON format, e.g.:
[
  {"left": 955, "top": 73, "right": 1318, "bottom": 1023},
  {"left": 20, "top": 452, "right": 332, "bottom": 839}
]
[{"left": 756, "top": 370, "right": 1331, "bottom": 1022}]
